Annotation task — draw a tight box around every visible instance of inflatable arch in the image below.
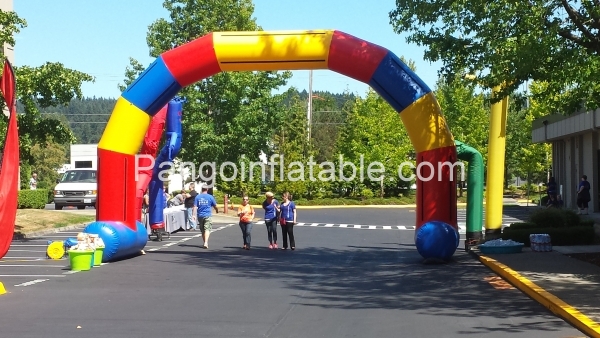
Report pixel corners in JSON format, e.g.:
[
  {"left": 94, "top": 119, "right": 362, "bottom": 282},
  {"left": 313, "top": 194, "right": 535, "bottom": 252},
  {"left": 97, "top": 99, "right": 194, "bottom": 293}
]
[{"left": 90, "top": 30, "right": 457, "bottom": 261}]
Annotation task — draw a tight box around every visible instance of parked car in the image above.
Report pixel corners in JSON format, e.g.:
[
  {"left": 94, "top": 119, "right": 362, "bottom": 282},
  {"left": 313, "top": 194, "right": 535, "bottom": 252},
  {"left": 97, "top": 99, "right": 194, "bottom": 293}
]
[{"left": 53, "top": 169, "right": 97, "bottom": 210}]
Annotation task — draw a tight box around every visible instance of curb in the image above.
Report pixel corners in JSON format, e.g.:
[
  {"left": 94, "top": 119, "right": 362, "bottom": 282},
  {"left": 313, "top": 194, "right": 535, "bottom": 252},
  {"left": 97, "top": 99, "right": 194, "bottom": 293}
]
[
  {"left": 476, "top": 253, "right": 600, "bottom": 337},
  {"left": 15, "top": 223, "right": 88, "bottom": 240}
]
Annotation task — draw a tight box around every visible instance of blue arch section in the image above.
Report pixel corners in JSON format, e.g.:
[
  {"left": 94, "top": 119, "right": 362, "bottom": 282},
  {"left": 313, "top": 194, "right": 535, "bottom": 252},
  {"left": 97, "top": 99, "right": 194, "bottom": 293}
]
[
  {"left": 368, "top": 52, "right": 431, "bottom": 113},
  {"left": 121, "top": 56, "right": 182, "bottom": 116},
  {"left": 84, "top": 221, "right": 147, "bottom": 262}
]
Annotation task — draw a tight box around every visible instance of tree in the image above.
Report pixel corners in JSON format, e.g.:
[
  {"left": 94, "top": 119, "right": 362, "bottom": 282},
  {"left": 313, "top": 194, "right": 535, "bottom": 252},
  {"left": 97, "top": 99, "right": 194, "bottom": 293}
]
[
  {"left": 335, "top": 89, "right": 414, "bottom": 197},
  {"left": 390, "top": 0, "right": 600, "bottom": 114},
  {"left": 434, "top": 77, "right": 489, "bottom": 194},
  {"left": 0, "top": 10, "right": 93, "bottom": 166},
  {"left": 29, "top": 139, "right": 68, "bottom": 190},
  {"left": 505, "top": 88, "right": 552, "bottom": 185},
  {"left": 268, "top": 90, "right": 331, "bottom": 199},
  {"left": 435, "top": 77, "right": 489, "bottom": 162},
  {"left": 123, "top": 0, "right": 291, "bottom": 187}
]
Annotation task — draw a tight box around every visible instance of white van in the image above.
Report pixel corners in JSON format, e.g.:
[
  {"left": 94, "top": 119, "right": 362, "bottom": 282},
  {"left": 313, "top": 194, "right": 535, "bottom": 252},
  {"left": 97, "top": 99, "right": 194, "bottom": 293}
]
[{"left": 53, "top": 168, "right": 97, "bottom": 210}]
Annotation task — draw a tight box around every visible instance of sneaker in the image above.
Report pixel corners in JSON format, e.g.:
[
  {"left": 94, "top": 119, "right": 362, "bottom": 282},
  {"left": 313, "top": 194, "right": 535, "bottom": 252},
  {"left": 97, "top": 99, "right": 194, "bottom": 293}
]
[
  {"left": 268, "top": 244, "right": 273, "bottom": 249},
  {"left": 273, "top": 243, "right": 278, "bottom": 249},
  {"left": 203, "top": 243, "right": 208, "bottom": 249},
  {"left": 281, "top": 247, "right": 287, "bottom": 250},
  {"left": 291, "top": 247, "right": 295, "bottom": 251}
]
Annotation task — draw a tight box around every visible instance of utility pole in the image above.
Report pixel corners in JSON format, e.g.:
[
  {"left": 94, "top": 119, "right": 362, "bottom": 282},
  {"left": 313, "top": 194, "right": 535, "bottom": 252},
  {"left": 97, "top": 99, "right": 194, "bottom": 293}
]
[{"left": 307, "top": 70, "right": 313, "bottom": 141}]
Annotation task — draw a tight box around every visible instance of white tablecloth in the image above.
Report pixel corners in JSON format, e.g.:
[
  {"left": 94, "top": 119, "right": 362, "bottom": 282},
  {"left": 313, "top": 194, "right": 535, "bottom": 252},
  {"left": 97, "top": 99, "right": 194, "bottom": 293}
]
[{"left": 144, "top": 206, "right": 187, "bottom": 234}]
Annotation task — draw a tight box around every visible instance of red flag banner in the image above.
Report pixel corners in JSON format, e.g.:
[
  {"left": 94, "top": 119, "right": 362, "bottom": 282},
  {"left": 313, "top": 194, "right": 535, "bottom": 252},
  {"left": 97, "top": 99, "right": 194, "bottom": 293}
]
[{"left": 0, "top": 59, "right": 19, "bottom": 258}]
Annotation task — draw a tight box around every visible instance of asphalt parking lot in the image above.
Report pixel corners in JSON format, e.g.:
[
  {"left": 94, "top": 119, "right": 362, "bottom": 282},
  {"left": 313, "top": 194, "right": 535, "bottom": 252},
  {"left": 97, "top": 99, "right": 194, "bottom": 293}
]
[{"left": 1, "top": 222, "right": 236, "bottom": 291}]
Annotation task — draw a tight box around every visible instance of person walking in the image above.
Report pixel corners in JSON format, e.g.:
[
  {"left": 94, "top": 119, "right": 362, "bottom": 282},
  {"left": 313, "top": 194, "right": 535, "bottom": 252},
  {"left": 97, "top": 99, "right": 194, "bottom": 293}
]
[
  {"left": 192, "top": 185, "right": 219, "bottom": 249},
  {"left": 262, "top": 192, "right": 279, "bottom": 249},
  {"left": 546, "top": 176, "right": 557, "bottom": 200},
  {"left": 184, "top": 183, "right": 198, "bottom": 231},
  {"left": 577, "top": 175, "right": 591, "bottom": 215},
  {"left": 29, "top": 172, "right": 37, "bottom": 190},
  {"left": 142, "top": 189, "right": 150, "bottom": 226},
  {"left": 238, "top": 195, "right": 255, "bottom": 250},
  {"left": 279, "top": 192, "right": 297, "bottom": 250}
]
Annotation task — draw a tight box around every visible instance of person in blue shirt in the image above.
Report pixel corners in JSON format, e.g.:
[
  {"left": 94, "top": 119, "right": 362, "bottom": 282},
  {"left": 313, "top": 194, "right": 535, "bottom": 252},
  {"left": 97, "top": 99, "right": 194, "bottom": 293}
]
[
  {"left": 577, "top": 175, "right": 591, "bottom": 215},
  {"left": 279, "top": 192, "right": 297, "bottom": 250},
  {"left": 262, "top": 191, "right": 280, "bottom": 250},
  {"left": 192, "top": 185, "right": 219, "bottom": 249}
]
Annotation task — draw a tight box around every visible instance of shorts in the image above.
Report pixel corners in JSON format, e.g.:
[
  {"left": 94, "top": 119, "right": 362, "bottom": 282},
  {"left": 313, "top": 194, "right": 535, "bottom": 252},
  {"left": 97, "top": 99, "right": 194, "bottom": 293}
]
[{"left": 197, "top": 216, "right": 213, "bottom": 233}]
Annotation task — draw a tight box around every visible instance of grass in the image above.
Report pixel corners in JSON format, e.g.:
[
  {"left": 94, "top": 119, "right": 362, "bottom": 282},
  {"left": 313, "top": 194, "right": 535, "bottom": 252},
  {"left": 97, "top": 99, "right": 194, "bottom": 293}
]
[{"left": 14, "top": 209, "right": 96, "bottom": 236}]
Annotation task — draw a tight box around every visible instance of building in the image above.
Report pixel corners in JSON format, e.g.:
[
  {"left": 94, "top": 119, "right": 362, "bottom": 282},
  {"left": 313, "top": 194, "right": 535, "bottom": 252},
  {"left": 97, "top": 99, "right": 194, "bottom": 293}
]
[{"left": 531, "top": 109, "right": 600, "bottom": 212}]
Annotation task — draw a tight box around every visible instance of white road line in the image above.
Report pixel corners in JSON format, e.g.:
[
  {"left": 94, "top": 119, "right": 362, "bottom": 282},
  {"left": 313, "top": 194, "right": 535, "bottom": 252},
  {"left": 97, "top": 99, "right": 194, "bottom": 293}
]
[
  {"left": 339, "top": 224, "right": 348, "bottom": 228},
  {"left": 310, "top": 223, "right": 319, "bottom": 227},
  {"left": 7, "top": 250, "right": 46, "bottom": 252},
  {"left": 368, "top": 226, "right": 377, "bottom": 230},
  {"left": 324, "top": 224, "right": 334, "bottom": 227},
  {"left": 62, "top": 271, "right": 79, "bottom": 274},
  {"left": 11, "top": 239, "right": 52, "bottom": 242},
  {"left": 0, "top": 275, "right": 66, "bottom": 277},
  {"left": 383, "top": 226, "right": 392, "bottom": 230},
  {"left": 147, "top": 248, "right": 160, "bottom": 252},
  {"left": 30, "top": 236, "right": 71, "bottom": 239},
  {"left": 8, "top": 245, "right": 50, "bottom": 247},
  {"left": 0, "top": 264, "right": 67, "bottom": 268},
  {"left": 15, "top": 279, "right": 49, "bottom": 287},
  {"left": 353, "top": 225, "right": 362, "bottom": 229}
]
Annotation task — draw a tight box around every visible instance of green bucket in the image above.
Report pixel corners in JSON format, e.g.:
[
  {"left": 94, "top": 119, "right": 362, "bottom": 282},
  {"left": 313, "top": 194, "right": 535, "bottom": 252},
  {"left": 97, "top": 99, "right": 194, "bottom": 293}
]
[
  {"left": 69, "top": 250, "right": 94, "bottom": 271},
  {"left": 93, "top": 247, "right": 105, "bottom": 266}
]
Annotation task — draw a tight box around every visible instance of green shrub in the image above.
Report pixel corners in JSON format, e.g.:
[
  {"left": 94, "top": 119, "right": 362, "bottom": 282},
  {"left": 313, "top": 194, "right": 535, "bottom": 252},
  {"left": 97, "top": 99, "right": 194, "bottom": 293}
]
[
  {"left": 360, "top": 188, "right": 374, "bottom": 199},
  {"left": 18, "top": 189, "right": 48, "bottom": 209},
  {"left": 502, "top": 226, "right": 595, "bottom": 246},
  {"left": 508, "top": 222, "right": 543, "bottom": 230},
  {"left": 561, "top": 209, "right": 581, "bottom": 227},
  {"left": 46, "top": 189, "right": 54, "bottom": 203},
  {"left": 528, "top": 208, "right": 581, "bottom": 228},
  {"left": 579, "top": 219, "right": 596, "bottom": 227}
]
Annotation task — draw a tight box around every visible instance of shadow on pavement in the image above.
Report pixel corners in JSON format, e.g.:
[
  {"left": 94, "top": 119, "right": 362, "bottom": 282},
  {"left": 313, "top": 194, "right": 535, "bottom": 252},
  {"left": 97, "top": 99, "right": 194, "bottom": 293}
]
[{"left": 152, "top": 244, "right": 572, "bottom": 336}]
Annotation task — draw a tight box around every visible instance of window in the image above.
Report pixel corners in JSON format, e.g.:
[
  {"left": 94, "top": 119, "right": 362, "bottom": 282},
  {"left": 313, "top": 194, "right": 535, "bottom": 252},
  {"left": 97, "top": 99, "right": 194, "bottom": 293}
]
[
  {"left": 74, "top": 161, "right": 93, "bottom": 168},
  {"left": 60, "top": 170, "right": 97, "bottom": 183}
]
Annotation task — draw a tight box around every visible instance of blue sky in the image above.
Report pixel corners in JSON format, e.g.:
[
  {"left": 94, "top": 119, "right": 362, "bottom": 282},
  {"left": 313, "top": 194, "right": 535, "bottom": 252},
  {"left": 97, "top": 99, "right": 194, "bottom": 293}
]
[{"left": 14, "top": 0, "right": 442, "bottom": 99}]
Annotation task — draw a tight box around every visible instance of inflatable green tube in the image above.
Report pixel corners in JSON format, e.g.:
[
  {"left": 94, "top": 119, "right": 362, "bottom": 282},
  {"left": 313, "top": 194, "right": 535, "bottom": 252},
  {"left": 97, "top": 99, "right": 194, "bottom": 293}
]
[{"left": 455, "top": 141, "right": 484, "bottom": 243}]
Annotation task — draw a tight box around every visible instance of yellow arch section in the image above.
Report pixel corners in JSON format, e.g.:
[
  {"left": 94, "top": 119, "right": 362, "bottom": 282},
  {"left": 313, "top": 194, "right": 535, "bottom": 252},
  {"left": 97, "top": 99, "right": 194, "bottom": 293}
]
[{"left": 213, "top": 30, "right": 334, "bottom": 71}]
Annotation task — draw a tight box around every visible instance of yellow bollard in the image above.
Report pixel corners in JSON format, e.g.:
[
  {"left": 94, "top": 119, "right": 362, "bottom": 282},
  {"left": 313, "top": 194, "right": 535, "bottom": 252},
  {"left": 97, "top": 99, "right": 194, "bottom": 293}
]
[{"left": 485, "top": 86, "right": 509, "bottom": 239}]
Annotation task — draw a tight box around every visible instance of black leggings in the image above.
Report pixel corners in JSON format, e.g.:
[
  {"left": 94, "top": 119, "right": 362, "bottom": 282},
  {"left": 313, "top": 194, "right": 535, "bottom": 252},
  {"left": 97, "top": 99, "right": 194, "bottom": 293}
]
[
  {"left": 577, "top": 197, "right": 589, "bottom": 209},
  {"left": 265, "top": 218, "right": 278, "bottom": 244},
  {"left": 281, "top": 222, "right": 295, "bottom": 249}
]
